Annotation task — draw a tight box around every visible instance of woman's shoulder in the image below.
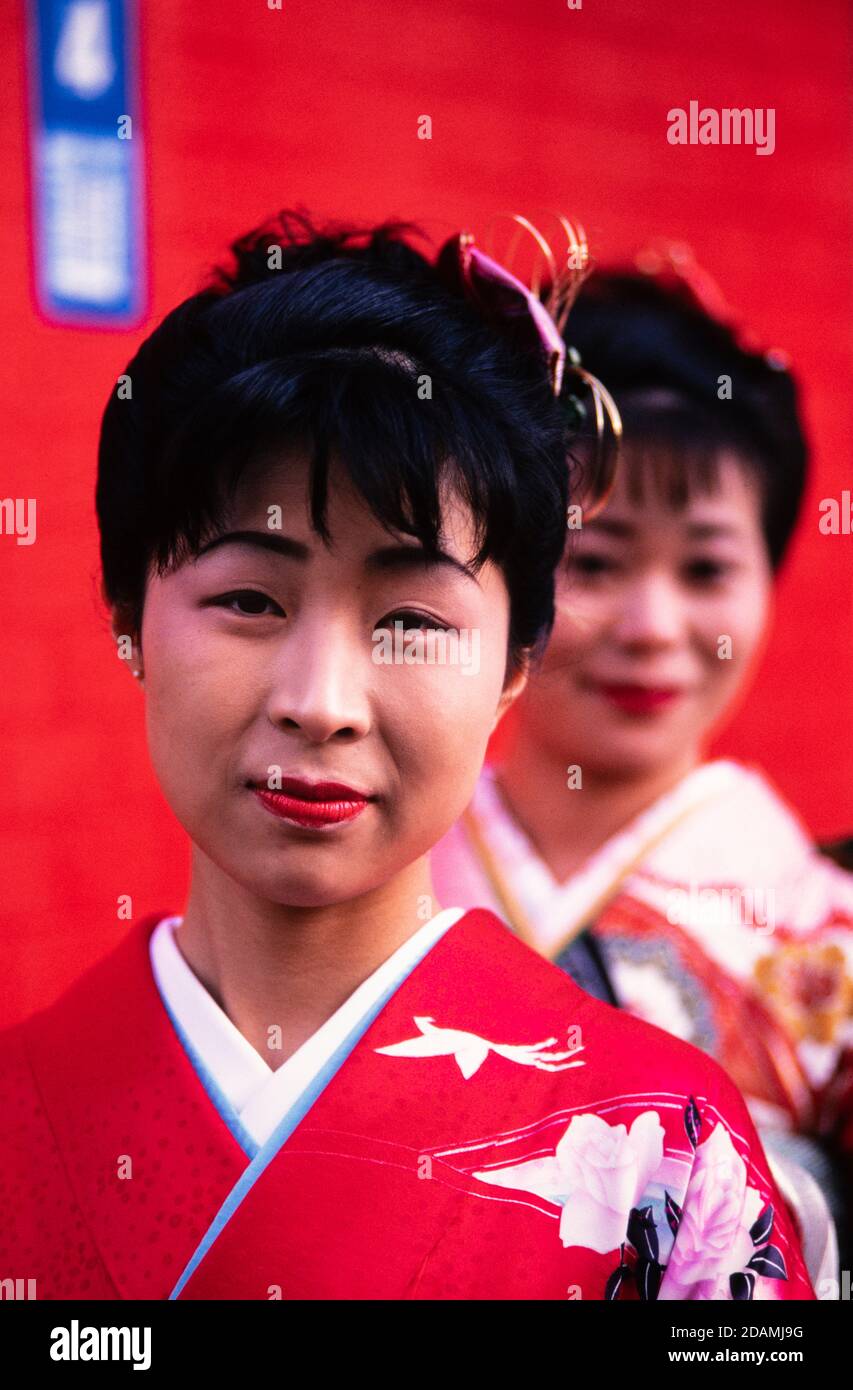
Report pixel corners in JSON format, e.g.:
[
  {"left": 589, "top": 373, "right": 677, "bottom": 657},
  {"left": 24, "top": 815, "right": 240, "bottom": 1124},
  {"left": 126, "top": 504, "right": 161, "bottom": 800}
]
[
  {"left": 453, "top": 908, "right": 814, "bottom": 1297},
  {"left": 0, "top": 911, "right": 175, "bottom": 1072},
  {"left": 457, "top": 904, "right": 742, "bottom": 1097}
]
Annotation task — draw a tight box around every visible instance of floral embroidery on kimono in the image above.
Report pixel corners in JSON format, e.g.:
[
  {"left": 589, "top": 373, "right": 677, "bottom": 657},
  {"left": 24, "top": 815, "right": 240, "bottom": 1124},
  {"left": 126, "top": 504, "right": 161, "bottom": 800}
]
[{"left": 431, "top": 759, "right": 853, "bottom": 1148}]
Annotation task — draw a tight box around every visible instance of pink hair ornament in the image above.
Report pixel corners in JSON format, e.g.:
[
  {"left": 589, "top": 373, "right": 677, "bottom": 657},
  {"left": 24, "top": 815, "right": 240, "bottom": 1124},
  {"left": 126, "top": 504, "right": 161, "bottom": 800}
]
[{"left": 436, "top": 212, "right": 621, "bottom": 524}]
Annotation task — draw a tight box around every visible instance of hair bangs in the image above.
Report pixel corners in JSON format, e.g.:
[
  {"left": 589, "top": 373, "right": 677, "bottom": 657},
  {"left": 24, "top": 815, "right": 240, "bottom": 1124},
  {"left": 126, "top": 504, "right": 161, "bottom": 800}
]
[
  {"left": 617, "top": 391, "right": 761, "bottom": 514},
  {"left": 147, "top": 348, "right": 519, "bottom": 585}
]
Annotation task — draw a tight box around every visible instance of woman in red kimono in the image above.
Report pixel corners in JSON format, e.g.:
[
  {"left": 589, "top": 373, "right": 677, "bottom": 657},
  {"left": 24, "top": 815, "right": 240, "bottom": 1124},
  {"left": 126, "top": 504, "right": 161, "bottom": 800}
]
[
  {"left": 0, "top": 213, "right": 814, "bottom": 1301},
  {"left": 431, "top": 249, "right": 852, "bottom": 1279}
]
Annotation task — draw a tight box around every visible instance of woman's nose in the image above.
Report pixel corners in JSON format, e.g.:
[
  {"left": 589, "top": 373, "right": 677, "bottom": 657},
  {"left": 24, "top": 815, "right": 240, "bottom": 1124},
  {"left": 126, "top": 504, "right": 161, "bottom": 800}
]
[
  {"left": 265, "top": 620, "right": 372, "bottom": 742},
  {"left": 611, "top": 572, "right": 686, "bottom": 649}
]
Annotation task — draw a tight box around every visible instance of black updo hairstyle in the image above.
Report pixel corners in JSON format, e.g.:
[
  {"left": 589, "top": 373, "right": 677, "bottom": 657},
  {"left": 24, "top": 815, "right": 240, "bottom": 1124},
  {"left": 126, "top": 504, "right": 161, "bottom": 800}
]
[
  {"left": 563, "top": 269, "right": 809, "bottom": 570},
  {"left": 96, "top": 208, "right": 575, "bottom": 673}
]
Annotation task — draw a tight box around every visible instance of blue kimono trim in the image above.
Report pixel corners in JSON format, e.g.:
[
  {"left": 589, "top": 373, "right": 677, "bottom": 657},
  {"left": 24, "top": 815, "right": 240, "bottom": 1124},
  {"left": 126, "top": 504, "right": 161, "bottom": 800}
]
[{"left": 157, "top": 989, "right": 260, "bottom": 1159}]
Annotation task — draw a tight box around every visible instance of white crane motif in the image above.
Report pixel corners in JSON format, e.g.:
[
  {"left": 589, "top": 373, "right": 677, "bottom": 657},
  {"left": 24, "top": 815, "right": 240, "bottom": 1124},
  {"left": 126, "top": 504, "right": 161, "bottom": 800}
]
[{"left": 375, "top": 1016, "right": 585, "bottom": 1079}]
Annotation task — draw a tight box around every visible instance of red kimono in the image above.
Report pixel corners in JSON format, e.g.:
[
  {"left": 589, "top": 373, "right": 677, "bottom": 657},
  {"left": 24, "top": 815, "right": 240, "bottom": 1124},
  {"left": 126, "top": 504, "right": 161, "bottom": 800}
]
[{"left": 0, "top": 909, "right": 814, "bottom": 1300}]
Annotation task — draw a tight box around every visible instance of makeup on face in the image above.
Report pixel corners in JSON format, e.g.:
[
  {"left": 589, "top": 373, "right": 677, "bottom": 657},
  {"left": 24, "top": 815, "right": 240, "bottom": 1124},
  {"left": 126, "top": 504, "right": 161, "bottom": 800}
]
[
  {"left": 517, "top": 452, "right": 773, "bottom": 775},
  {"left": 251, "top": 776, "right": 376, "bottom": 831},
  {"left": 139, "top": 455, "right": 522, "bottom": 909}
]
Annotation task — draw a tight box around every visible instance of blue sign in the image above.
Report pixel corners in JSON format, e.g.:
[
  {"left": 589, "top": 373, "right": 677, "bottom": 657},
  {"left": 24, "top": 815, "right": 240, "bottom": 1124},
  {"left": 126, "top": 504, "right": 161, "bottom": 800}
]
[{"left": 27, "top": 0, "right": 145, "bottom": 325}]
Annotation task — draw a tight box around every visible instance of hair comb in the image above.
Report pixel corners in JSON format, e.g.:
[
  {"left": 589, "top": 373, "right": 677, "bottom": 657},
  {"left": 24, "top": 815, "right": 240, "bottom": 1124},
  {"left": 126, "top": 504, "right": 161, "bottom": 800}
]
[{"left": 436, "top": 212, "right": 621, "bottom": 523}]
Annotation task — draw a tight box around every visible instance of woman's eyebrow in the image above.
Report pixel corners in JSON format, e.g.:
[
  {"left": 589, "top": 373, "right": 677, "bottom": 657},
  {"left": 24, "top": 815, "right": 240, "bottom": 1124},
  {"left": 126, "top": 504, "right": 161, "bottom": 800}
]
[
  {"left": 585, "top": 518, "right": 634, "bottom": 538},
  {"left": 196, "top": 531, "right": 309, "bottom": 561},
  {"left": 194, "top": 530, "right": 480, "bottom": 583},
  {"left": 585, "top": 519, "right": 741, "bottom": 542},
  {"left": 367, "top": 544, "right": 480, "bottom": 585},
  {"left": 685, "top": 522, "right": 741, "bottom": 540}
]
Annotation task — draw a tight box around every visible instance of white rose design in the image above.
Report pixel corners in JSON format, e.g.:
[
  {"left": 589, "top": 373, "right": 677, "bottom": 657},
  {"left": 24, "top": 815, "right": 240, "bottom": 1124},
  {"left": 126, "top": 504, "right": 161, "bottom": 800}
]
[{"left": 474, "top": 1109, "right": 665, "bottom": 1255}]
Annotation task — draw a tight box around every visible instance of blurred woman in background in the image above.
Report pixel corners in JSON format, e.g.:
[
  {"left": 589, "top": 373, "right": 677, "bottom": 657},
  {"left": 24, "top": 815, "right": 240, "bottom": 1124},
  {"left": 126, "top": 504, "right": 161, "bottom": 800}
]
[{"left": 432, "top": 251, "right": 853, "bottom": 1276}]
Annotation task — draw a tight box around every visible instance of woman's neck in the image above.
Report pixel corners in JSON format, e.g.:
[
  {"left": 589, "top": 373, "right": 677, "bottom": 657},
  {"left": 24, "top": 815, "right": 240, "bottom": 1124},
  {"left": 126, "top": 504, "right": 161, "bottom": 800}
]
[
  {"left": 496, "top": 731, "right": 702, "bottom": 883},
  {"left": 173, "top": 853, "right": 437, "bottom": 1069}
]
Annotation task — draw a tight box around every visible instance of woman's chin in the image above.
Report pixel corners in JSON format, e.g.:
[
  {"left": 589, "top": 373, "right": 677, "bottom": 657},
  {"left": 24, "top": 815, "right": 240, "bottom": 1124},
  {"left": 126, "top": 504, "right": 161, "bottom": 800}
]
[
  {"left": 208, "top": 852, "right": 365, "bottom": 911},
  {"left": 260, "top": 879, "right": 356, "bottom": 910},
  {"left": 583, "top": 730, "right": 693, "bottom": 781}
]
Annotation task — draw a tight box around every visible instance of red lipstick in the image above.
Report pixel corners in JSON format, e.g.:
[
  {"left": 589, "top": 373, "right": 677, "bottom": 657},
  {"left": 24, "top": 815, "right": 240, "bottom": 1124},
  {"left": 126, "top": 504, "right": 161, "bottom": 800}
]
[
  {"left": 596, "top": 683, "right": 682, "bottom": 715},
  {"left": 251, "top": 777, "right": 372, "bottom": 829}
]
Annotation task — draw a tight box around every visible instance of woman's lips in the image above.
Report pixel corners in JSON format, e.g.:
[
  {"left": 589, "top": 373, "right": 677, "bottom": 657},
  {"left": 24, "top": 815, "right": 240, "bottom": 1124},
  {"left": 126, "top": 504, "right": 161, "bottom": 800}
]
[
  {"left": 593, "top": 682, "right": 684, "bottom": 715},
  {"left": 251, "top": 777, "right": 373, "bottom": 829}
]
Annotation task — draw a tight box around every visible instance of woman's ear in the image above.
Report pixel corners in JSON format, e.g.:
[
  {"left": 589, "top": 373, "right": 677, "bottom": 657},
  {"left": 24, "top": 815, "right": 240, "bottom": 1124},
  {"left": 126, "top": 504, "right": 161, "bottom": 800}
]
[
  {"left": 491, "top": 655, "right": 529, "bottom": 732},
  {"left": 110, "top": 607, "right": 144, "bottom": 684}
]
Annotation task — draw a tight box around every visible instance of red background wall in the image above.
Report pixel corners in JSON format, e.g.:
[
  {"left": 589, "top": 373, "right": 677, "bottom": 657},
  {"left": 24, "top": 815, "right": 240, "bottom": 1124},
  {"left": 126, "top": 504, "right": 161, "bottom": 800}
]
[{"left": 1, "top": 0, "right": 850, "bottom": 1024}]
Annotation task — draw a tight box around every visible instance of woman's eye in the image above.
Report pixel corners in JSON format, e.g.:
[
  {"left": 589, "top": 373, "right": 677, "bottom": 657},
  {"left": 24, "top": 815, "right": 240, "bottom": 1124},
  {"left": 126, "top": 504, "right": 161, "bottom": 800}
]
[
  {"left": 685, "top": 559, "right": 733, "bottom": 585},
  {"left": 211, "top": 590, "right": 284, "bottom": 617},
  {"left": 569, "top": 552, "right": 617, "bottom": 576},
  {"left": 375, "top": 610, "right": 452, "bottom": 633}
]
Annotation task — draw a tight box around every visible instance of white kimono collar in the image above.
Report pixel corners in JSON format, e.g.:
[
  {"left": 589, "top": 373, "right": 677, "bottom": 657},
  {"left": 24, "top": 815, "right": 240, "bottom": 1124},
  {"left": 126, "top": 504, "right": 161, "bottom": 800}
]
[{"left": 150, "top": 905, "right": 465, "bottom": 1149}]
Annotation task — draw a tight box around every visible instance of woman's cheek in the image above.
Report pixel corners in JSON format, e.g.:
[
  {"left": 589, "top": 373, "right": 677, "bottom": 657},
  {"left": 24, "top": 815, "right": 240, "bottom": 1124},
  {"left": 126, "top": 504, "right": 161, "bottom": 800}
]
[
  {"left": 388, "top": 667, "right": 494, "bottom": 795},
  {"left": 552, "top": 592, "right": 610, "bottom": 668},
  {"left": 144, "top": 655, "right": 233, "bottom": 808},
  {"left": 705, "top": 590, "right": 765, "bottom": 679},
  {"left": 690, "top": 611, "right": 756, "bottom": 732}
]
